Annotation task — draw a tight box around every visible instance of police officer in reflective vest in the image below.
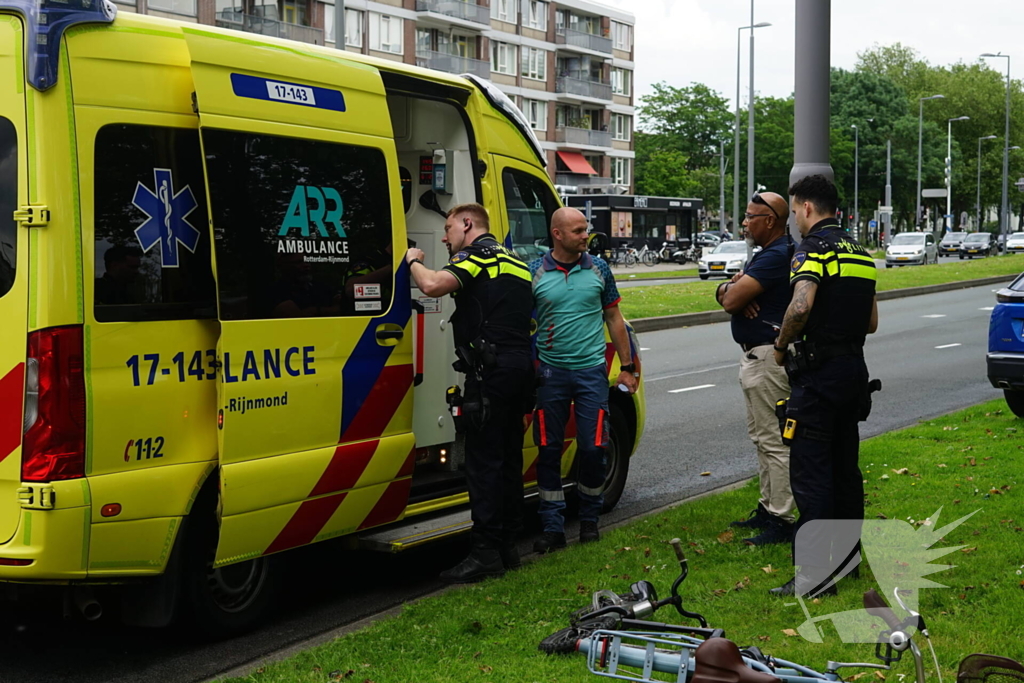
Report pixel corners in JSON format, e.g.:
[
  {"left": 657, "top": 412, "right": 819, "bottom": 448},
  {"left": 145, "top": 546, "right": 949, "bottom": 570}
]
[
  {"left": 769, "top": 175, "right": 879, "bottom": 598},
  {"left": 406, "top": 203, "right": 533, "bottom": 583}
]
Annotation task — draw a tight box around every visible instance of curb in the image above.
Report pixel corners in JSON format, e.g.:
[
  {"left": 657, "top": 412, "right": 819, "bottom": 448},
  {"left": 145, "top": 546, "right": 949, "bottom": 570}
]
[{"left": 629, "top": 274, "right": 1014, "bottom": 334}]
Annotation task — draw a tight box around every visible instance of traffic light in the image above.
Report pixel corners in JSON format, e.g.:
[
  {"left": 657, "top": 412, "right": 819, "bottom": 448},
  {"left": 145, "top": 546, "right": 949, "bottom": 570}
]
[{"left": 944, "top": 156, "right": 952, "bottom": 185}]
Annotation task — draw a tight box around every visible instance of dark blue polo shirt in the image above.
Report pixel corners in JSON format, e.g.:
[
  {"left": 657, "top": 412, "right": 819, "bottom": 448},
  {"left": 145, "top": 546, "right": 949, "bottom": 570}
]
[{"left": 730, "top": 237, "right": 793, "bottom": 345}]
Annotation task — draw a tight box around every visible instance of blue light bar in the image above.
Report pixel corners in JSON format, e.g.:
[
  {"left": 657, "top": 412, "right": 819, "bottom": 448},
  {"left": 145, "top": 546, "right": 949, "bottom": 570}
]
[{"left": 1, "top": 0, "right": 117, "bottom": 91}]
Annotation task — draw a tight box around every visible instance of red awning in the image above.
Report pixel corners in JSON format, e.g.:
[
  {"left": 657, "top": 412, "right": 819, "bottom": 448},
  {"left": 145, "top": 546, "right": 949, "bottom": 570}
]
[{"left": 557, "top": 151, "right": 598, "bottom": 175}]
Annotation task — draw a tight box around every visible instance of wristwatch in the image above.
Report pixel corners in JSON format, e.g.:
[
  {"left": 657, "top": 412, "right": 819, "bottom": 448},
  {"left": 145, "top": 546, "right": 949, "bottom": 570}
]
[{"left": 620, "top": 363, "right": 638, "bottom": 376}]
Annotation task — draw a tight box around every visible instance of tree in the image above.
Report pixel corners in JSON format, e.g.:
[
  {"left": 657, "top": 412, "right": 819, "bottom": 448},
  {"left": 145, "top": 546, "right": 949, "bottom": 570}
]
[
  {"left": 634, "top": 132, "right": 725, "bottom": 204},
  {"left": 637, "top": 82, "right": 732, "bottom": 170}
]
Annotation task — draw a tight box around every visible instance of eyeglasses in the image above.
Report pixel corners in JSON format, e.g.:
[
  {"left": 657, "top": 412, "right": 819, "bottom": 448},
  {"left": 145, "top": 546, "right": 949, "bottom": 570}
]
[{"left": 752, "top": 191, "right": 781, "bottom": 220}]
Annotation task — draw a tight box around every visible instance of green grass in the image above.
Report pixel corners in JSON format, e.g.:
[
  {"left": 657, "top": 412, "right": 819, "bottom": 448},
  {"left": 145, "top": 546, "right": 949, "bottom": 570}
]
[
  {"left": 614, "top": 268, "right": 699, "bottom": 281},
  {"left": 618, "top": 255, "right": 1023, "bottom": 320},
  {"left": 221, "top": 399, "right": 1024, "bottom": 683}
]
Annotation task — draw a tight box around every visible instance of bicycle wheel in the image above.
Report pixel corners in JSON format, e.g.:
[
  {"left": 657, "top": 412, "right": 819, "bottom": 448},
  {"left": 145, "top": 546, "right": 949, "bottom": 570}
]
[
  {"left": 539, "top": 615, "right": 621, "bottom": 655},
  {"left": 642, "top": 251, "right": 657, "bottom": 267},
  {"left": 625, "top": 253, "right": 637, "bottom": 268}
]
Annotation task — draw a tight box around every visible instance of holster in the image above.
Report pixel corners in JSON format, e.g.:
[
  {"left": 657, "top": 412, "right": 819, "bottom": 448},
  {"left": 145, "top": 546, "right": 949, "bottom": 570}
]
[
  {"left": 785, "top": 340, "right": 820, "bottom": 376},
  {"left": 775, "top": 398, "right": 794, "bottom": 446},
  {"left": 859, "top": 379, "right": 882, "bottom": 422}
]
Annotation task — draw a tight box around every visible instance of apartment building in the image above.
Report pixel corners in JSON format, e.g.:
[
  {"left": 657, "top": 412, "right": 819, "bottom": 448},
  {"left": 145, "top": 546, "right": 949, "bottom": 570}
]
[{"left": 111, "top": 0, "right": 635, "bottom": 194}]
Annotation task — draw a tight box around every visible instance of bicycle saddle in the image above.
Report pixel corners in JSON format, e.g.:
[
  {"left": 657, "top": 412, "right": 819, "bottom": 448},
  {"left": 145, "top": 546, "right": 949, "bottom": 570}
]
[{"left": 693, "top": 638, "right": 782, "bottom": 683}]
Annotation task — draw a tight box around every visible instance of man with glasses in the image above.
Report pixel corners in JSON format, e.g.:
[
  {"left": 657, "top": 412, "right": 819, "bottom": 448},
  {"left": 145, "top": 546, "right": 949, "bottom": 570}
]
[{"left": 716, "top": 191, "right": 796, "bottom": 546}]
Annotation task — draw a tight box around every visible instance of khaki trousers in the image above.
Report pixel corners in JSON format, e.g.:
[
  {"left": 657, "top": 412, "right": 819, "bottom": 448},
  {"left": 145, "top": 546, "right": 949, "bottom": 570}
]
[{"left": 738, "top": 345, "right": 795, "bottom": 522}]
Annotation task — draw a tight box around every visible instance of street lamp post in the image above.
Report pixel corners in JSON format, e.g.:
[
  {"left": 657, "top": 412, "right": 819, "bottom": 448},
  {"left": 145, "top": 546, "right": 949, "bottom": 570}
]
[
  {"left": 732, "top": 20, "right": 771, "bottom": 237},
  {"left": 981, "top": 53, "right": 1011, "bottom": 238},
  {"left": 719, "top": 140, "right": 726, "bottom": 231},
  {"left": 850, "top": 119, "right": 872, "bottom": 238},
  {"left": 946, "top": 115, "right": 970, "bottom": 230},
  {"left": 917, "top": 94, "right": 945, "bottom": 229},
  {"left": 978, "top": 134, "right": 998, "bottom": 229}
]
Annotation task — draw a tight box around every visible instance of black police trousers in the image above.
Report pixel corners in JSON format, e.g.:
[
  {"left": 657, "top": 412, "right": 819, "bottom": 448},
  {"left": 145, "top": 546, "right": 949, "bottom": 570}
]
[
  {"left": 787, "top": 354, "right": 868, "bottom": 573},
  {"left": 464, "top": 356, "right": 534, "bottom": 550}
]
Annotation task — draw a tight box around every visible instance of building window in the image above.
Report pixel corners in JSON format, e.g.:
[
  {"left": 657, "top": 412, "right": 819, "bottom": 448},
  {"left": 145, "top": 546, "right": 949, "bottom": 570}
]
[
  {"left": 521, "top": 47, "right": 546, "bottom": 81},
  {"left": 611, "top": 68, "right": 631, "bottom": 96},
  {"left": 369, "top": 12, "right": 403, "bottom": 54},
  {"left": 525, "top": 0, "right": 547, "bottom": 31},
  {"left": 612, "top": 114, "right": 631, "bottom": 141},
  {"left": 612, "top": 21, "right": 632, "bottom": 51},
  {"left": 612, "top": 157, "right": 631, "bottom": 186},
  {"left": 491, "top": 0, "right": 517, "bottom": 23},
  {"left": 324, "top": 6, "right": 361, "bottom": 46},
  {"left": 523, "top": 99, "right": 547, "bottom": 131},
  {"left": 491, "top": 41, "right": 517, "bottom": 75},
  {"left": 147, "top": 0, "right": 196, "bottom": 15}
]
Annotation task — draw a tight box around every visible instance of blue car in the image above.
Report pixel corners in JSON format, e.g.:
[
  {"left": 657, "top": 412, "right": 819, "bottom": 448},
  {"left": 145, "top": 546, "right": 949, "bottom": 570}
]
[{"left": 988, "top": 273, "right": 1024, "bottom": 417}]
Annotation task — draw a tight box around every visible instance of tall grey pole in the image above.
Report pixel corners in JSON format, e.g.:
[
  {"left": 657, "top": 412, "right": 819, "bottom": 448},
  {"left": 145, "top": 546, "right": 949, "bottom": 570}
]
[
  {"left": 790, "top": 0, "right": 833, "bottom": 245},
  {"left": 885, "top": 139, "right": 892, "bottom": 246},
  {"left": 852, "top": 124, "right": 859, "bottom": 236},
  {"left": 719, "top": 140, "right": 726, "bottom": 231},
  {"left": 734, "top": 27, "right": 742, "bottom": 236},
  {"left": 747, "top": 0, "right": 756, "bottom": 200},
  {"left": 981, "top": 53, "right": 1013, "bottom": 234},
  {"left": 977, "top": 136, "right": 986, "bottom": 229},
  {"left": 916, "top": 95, "right": 945, "bottom": 229},
  {"left": 333, "top": 0, "right": 346, "bottom": 49}
]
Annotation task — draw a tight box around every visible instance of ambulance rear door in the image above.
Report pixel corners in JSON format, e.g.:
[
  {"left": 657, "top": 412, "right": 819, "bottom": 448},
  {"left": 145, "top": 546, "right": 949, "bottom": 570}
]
[
  {"left": 183, "top": 31, "right": 415, "bottom": 566},
  {"left": 0, "top": 15, "right": 30, "bottom": 545}
]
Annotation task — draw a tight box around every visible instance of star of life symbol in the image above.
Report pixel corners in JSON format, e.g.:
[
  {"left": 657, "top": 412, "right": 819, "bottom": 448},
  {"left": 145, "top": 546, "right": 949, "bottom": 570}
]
[{"left": 132, "top": 168, "right": 201, "bottom": 268}]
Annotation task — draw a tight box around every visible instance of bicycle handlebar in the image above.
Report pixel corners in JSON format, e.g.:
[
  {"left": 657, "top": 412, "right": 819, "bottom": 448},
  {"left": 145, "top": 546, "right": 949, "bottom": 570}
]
[
  {"left": 669, "top": 538, "right": 686, "bottom": 564},
  {"left": 863, "top": 589, "right": 902, "bottom": 631}
]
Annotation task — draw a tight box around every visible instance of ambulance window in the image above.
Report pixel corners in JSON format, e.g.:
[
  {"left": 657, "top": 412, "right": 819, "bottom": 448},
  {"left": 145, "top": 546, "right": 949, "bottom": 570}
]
[
  {"left": 202, "top": 130, "right": 394, "bottom": 321},
  {"left": 501, "top": 168, "right": 559, "bottom": 260},
  {"left": 93, "top": 124, "right": 216, "bottom": 322},
  {"left": 0, "top": 117, "right": 15, "bottom": 299}
]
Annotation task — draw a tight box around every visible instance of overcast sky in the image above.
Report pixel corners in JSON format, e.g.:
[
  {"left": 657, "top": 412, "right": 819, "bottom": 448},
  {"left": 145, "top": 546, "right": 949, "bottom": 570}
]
[{"left": 601, "top": 0, "right": 1019, "bottom": 110}]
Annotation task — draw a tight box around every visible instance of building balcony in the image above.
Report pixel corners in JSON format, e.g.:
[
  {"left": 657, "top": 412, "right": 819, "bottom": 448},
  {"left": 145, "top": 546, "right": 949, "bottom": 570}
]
[
  {"left": 215, "top": 11, "right": 323, "bottom": 45},
  {"left": 415, "top": 50, "right": 491, "bottom": 79},
  {"left": 555, "top": 27, "right": 613, "bottom": 55},
  {"left": 415, "top": 0, "right": 490, "bottom": 25},
  {"left": 554, "top": 126, "right": 612, "bottom": 148},
  {"left": 555, "top": 173, "right": 614, "bottom": 188},
  {"left": 555, "top": 76, "right": 613, "bottom": 102}
]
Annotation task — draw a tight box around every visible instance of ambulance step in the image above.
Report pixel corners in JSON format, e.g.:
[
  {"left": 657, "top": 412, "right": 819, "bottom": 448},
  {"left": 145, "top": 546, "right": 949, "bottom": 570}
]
[{"left": 358, "top": 508, "right": 472, "bottom": 553}]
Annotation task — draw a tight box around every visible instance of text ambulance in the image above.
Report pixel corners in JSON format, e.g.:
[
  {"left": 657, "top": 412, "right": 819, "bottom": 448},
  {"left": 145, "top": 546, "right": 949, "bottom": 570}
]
[{"left": 0, "top": 0, "right": 645, "bottom": 635}]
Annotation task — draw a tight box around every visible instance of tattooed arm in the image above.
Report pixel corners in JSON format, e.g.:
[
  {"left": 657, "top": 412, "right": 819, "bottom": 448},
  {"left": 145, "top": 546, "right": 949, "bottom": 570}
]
[{"left": 773, "top": 279, "right": 818, "bottom": 366}]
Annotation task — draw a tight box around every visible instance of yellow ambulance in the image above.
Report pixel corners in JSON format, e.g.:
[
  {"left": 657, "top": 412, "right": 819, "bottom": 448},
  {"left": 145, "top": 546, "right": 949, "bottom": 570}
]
[{"left": 0, "top": 0, "right": 645, "bottom": 635}]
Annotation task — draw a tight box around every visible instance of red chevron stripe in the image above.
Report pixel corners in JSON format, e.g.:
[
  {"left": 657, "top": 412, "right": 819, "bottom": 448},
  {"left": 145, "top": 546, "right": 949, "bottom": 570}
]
[
  {"left": 310, "top": 439, "right": 379, "bottom": 497},
  {"left": 357, "top": 478, "right": 411, "bottom": 531},
  {"left": 397, "top": 446, "right": 416, "bottom": 478},
  {"left": 0, "top": 363, "right": 25, "bottom": 465},
  {"left": 341, "top": 364, "right": 413, "bottom": 443},
  {"left": 604, "top": 342, "right": 616, "bottom": 374},
  {"left": 264, "top": 492, "right": 347, "bottom": 555}
]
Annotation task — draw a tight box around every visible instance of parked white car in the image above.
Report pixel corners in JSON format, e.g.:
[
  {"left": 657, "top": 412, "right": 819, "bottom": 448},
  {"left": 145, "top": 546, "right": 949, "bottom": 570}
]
[
  {"left": 698, "top": 241, "right": 754, "bottom": 280},
  {"left": 885, "top": 232, "right": 938, "bottom": 267},
  {"left": 1005, "top": 232, "right": 1024, "bottom": 254}
]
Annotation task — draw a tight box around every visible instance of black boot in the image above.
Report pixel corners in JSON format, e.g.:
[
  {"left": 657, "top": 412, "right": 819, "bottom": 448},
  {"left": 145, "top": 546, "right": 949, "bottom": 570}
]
[
  {"left": 499, "top": 543, "right": 521, "bottom": 570},
  {"left": 533, "top": 531, "right": 567, "bottom": 554},
  {"left": 730, "top": 504, "right": 771, "bottom": 530},
  {"left": 768, "top": 575, "right": 837, "bottom": 597},
  {"left": 439, "top": 547, "right": 505, "bottom": 584},
  {"left": 743, "top": 516, "right": 794, "bottom": 546},
  {"left": 579, "top": 521, "right": 600, "bottom": 544}
]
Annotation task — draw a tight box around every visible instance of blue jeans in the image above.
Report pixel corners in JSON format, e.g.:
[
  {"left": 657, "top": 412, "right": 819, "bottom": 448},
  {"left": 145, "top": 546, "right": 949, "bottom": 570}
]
[{"left": 533, "top": 362, "right": 610, "bottom": 533}]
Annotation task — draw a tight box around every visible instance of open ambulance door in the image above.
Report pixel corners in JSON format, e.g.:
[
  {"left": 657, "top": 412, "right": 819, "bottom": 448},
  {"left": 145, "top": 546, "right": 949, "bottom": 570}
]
[
  {"left": 183, "top": 31, "right": 415, "bottom": 567},
  {"left": 0, "top": 15, "right": 30, "bottom": 547}
]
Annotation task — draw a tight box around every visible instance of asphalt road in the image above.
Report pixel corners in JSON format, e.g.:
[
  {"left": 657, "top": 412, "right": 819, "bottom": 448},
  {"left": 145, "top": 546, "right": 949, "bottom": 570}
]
[{"left": 0, "top": 283, "right": 1008, "bottom": 683}]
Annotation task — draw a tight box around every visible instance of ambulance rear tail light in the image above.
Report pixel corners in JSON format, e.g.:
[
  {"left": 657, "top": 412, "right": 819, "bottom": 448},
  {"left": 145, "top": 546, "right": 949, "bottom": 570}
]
[{"left": 22, "top": 326, "right": 87, "bottom": 482}]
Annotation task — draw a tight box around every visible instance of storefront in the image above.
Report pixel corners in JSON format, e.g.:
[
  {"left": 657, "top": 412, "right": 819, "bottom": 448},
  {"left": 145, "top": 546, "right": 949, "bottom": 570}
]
[{"left": 564, "top": 194, "right": 704, "bottom": 249}]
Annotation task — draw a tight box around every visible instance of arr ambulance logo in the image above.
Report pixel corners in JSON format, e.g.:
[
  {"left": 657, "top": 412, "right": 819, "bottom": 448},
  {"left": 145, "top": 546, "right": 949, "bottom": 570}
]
[{"left": 132, "top": 168, "right": 201, "bottom": 269}]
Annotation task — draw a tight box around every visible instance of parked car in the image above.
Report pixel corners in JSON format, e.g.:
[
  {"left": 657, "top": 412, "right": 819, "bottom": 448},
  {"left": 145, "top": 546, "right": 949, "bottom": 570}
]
[
  {"left": 698, "top": 241, "right": 753, "bottom": 280},
  {"left": 885, "top": 232, "right": 938, "bottom": 267},
  {"left": 694, "top": 232, "right": 723, "bottom": 248},
  {"left": 987, "top": 273, "right": 1024, "bottom": 417},
  {"left": 939, "top": 231, "right": 966, "bottom": 255},
  {"left": 1005, "top": 232, "right": 1024, "bottom": 254},
  {"left": 960, "top": 232, "right": 995, "bottom": 259}
]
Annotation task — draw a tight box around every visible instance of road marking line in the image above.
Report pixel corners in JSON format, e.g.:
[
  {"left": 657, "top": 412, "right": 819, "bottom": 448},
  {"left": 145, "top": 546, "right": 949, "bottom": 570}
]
[
  {"left": 669, "top": 384, "right": 716, "bottom": 394},
  {"left": 921, "top": 314, "right": 947, "bottom": 318},
  {"left": 980, "top": 307, "right": 994, "bottom": 311},
  {"left": 648, "top": 363, "right": 740, "bottom": 383},
  {"left": 935, "top": 343, "right": 962, "bottom": 349}
]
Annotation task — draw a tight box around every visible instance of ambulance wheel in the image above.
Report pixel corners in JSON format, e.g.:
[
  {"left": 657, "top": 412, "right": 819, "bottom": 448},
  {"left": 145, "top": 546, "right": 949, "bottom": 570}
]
[
  {"left": 180, "top": 489, "right": 277, "bottom": 639},
  {"left": 1005, "top": 390, "right": 1024, "bottom": 418},
  {"left": 601, "top": 411, "right": 631, "bottom": 513}
]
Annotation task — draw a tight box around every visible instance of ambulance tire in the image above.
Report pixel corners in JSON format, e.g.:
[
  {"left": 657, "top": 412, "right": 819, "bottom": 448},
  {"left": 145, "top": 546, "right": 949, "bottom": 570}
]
[
  {"left": 600, "top": 410, "right": 631, "bottom": 513},
  {"left": 180, "top": 486, "right": 278, "bottom": 639}
]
